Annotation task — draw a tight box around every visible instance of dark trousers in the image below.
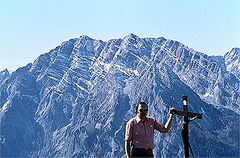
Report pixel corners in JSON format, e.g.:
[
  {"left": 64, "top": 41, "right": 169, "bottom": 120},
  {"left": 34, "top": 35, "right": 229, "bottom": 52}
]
[{"left": 131, "top": 148, "right": 154, "bottom": 158}]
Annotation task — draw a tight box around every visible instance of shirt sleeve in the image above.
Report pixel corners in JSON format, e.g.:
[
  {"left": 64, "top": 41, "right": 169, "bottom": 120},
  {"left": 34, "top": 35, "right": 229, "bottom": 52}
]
[
  {"left": 154, "top": 118, "right": 164, "bottom": 133},
  {"left": 125, "top": 120, "right": 133, "bottom": 141}
]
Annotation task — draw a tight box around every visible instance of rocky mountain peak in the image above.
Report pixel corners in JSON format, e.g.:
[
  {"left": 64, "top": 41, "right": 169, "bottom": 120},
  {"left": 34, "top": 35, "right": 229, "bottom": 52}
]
[
  {"left": 224, "top": 47, "right": 240, "bottom": 79},
  {"left": 0, "top": 34, "right": 239, "bottom": 157},
  {"left": 0, "top": 68, "right": 10, "bottom": 85},
  {"left": 225, "top": 47, "right": 240, "bottom": 59}
]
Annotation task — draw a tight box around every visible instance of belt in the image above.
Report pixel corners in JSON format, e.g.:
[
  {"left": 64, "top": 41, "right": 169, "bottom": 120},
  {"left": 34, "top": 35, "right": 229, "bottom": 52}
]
[{"left": 131, "top": 148, "right": 154, "bottom": 157}]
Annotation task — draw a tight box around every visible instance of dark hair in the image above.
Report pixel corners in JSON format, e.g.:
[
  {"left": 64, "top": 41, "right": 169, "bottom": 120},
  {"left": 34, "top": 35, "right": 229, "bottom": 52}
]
[{"left": 135, "top": 102, "right": 148, "bottom": 114}]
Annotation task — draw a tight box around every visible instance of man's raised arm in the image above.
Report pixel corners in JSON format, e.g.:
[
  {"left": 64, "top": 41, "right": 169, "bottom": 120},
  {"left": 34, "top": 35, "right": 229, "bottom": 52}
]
[{"left": 162, "top": 107, "right": 175, "bottom": 133}]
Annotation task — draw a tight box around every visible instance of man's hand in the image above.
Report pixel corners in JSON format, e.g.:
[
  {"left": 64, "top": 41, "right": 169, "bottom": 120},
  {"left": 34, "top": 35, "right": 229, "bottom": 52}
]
[{"left": 169, "top": 106, "right": 176, "bottom": 115}]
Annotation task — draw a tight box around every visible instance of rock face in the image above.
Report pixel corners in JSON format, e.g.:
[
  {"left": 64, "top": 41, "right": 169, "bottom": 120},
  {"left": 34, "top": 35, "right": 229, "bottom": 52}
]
[
  {"left": 0, "top": 34, "right": 239, "bottom": 157},
  {"left": 211, "top": 47, "right": 240, "bottom": 80},
  {"left": 0, "top": 69, "right": 10, "bottom": 85},
  {"left": 224, "top": 48, "right": 240, "bottom": 79}
]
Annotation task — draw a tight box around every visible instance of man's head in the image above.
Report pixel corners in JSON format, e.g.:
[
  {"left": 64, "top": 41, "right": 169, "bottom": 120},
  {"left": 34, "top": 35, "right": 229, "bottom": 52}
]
[{"left": 135, "top": 102, "right": 148, "bottom": 120}]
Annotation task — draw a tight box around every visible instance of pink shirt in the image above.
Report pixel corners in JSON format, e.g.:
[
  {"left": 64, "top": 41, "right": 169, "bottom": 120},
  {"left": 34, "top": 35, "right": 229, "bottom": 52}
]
[{"left": 125, "top": 116, "right": 164, "bottom": 149}]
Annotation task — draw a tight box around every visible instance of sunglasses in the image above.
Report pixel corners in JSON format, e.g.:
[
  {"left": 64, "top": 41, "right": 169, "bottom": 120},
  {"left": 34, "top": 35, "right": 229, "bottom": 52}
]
[{"left": 139, "top": 109, "right": 148, "bottom": 112}]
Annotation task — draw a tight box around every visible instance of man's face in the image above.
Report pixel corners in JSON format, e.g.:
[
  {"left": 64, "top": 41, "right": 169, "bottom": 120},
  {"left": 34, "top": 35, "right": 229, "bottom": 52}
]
[{"left": 137, "top": 104, "right": 148, "bottom": 119}]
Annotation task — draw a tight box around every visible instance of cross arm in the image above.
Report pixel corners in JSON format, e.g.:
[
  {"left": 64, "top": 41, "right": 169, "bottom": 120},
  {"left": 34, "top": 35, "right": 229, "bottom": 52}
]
[
  {"left": 171, "top": 109, "right": 203, "bottom": 119},
  {"left": 188, "top": 111, "right": 203, "bottom": 119}
]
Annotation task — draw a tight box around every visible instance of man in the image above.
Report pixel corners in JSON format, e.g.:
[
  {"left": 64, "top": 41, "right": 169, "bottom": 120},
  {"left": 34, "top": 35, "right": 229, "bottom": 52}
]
[{"left": 125, "top": 102, "right": 175, "bottom": 158}]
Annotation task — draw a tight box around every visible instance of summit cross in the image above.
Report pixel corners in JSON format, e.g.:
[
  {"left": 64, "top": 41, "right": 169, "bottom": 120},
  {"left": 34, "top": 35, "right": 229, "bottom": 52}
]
[{"left": 171, "top": 95, "right": 203, "bottom": 158}]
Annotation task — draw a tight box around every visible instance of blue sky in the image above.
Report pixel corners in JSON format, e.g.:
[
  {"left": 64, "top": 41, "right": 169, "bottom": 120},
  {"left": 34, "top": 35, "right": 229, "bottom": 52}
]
[{"left": 1, "top": 0, "right": 240, "bottom": 71}]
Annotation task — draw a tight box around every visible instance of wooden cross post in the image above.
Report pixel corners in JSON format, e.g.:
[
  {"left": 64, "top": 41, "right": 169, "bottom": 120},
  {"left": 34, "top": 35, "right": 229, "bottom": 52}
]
[{"left": 171, "top": 95, "right": 203, "bottom": 158}]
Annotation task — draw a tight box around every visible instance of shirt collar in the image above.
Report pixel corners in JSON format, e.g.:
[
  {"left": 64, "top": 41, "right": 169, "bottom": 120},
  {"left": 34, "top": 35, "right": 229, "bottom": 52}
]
[{"left": 136, "top": 115, "right": 149, "bottom": 123}]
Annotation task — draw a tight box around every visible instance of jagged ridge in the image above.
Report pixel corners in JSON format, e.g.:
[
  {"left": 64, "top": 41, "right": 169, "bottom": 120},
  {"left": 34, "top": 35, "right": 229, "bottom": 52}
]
[{"left": 0, "top": 33, "right": 239, "bottom": 157}]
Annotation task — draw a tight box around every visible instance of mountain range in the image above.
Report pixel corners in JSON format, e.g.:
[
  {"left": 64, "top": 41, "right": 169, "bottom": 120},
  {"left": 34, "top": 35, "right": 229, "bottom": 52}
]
[{"left": 0, "top": 33, "right": 239, "bottom": 157}]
